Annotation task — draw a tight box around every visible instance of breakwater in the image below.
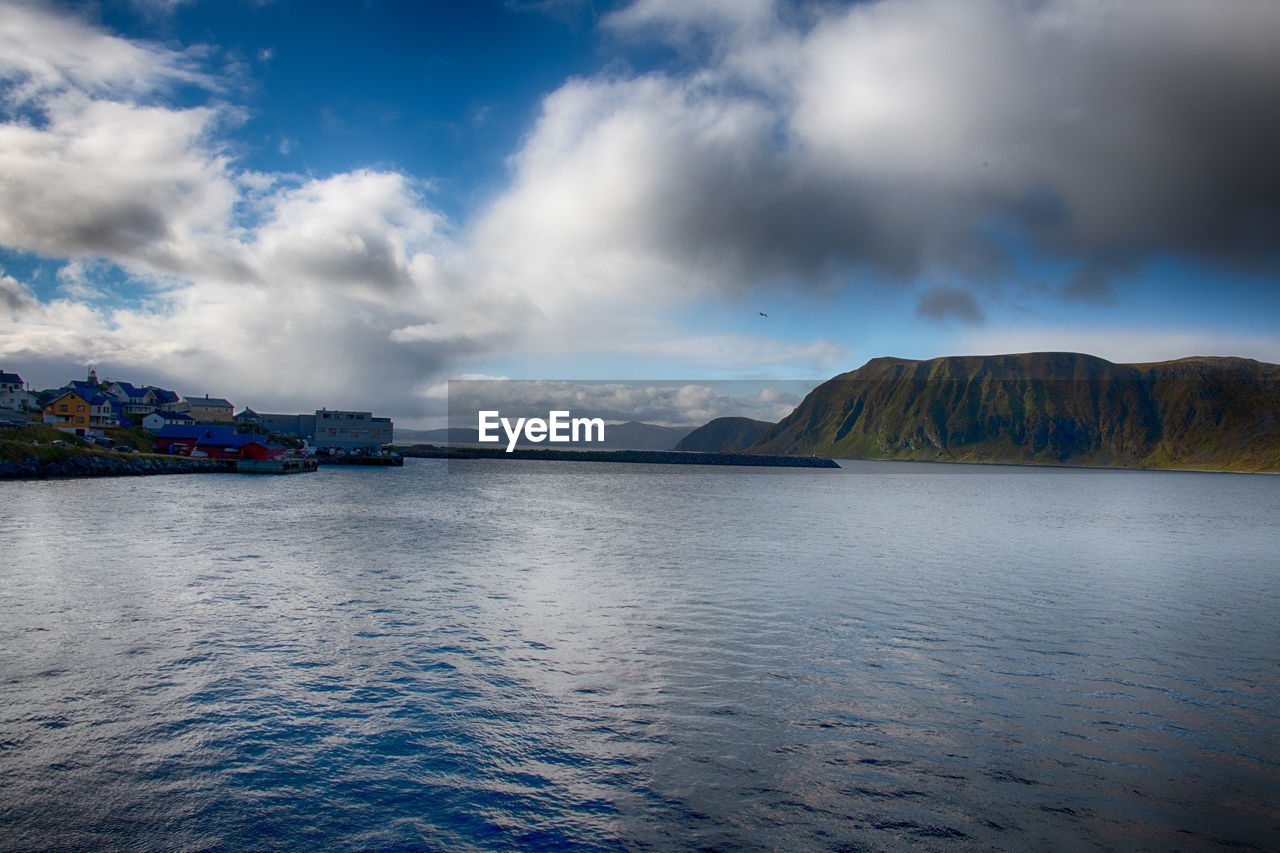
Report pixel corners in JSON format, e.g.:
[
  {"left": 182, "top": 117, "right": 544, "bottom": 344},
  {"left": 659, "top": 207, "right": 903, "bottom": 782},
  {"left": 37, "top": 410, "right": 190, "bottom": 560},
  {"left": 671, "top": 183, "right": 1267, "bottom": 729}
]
[
  {"left": 398, "top": 444, "right": 840, "bottom": 468},
  {"left": 0, "top": 453, "right": 236, "bottom": 480}
]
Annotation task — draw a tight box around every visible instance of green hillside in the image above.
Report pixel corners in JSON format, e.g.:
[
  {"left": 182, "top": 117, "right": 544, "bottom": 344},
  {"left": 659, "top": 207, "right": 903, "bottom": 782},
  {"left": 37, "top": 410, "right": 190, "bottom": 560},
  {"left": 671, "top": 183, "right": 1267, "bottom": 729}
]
[{"left": 748, "top": 352, "right": 1280, "bottom": 472}]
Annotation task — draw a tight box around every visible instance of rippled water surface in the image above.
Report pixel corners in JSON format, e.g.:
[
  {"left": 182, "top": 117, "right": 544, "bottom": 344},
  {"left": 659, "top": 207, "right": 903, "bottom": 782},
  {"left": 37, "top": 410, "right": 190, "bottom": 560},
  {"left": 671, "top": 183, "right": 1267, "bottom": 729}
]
[{"left": 2, "top": 459, "right": 1278, "bottom": 851}]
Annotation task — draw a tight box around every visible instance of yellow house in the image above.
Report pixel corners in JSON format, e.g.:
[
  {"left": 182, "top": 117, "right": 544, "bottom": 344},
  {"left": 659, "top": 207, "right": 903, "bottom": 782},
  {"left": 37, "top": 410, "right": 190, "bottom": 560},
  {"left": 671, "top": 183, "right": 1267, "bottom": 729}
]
[
  {"left": 43, "top": 391, "right": 91, "bottom": 435},
  {"left": 183, "top": 395, "right": 235, "bottom": 423}
]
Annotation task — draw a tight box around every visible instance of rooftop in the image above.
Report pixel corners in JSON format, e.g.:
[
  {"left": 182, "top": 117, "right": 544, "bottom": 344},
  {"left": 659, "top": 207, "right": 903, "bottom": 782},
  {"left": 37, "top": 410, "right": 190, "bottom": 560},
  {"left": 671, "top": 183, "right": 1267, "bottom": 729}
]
[{"left": 185, "top": 396, "right": 233, "bottom": 408}]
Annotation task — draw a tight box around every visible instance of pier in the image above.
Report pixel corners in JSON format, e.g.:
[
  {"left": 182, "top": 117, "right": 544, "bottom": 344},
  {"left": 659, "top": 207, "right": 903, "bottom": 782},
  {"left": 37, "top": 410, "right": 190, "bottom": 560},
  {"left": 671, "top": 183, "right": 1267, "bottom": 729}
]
[
  {"left": 236, "top": 457, "right": 319, "bottom": 474},
  {"left": 315, "top": 454, "right": 404, "bottom": 466}
]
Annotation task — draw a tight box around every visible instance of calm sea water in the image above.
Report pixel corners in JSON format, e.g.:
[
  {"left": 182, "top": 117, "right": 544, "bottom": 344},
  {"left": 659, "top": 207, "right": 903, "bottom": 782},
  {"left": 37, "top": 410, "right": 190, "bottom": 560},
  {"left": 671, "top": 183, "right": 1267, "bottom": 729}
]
[{"left": 1, "top": 459, "right": 1277, "bottom": 851}]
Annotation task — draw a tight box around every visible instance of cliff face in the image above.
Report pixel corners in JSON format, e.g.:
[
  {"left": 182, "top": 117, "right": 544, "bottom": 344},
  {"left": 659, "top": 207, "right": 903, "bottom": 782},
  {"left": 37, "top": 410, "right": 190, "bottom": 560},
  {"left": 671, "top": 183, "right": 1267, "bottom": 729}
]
[
  {"left": 748, "top": 353, "right": 1280, "bottom": 472},
  {"left": 675, "top": 417, "right": 774, "bottom": 452}
]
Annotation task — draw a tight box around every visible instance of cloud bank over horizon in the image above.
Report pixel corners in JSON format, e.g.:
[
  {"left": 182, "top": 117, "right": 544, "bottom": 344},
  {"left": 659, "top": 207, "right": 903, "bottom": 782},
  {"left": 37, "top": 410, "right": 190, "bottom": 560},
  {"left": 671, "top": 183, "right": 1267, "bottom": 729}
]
[
  {"left": 1, "top": 0, "right": 1278, "bottom": 423},
  {"left": 446, "top": 378, "right": 808, "bottom": 429}
]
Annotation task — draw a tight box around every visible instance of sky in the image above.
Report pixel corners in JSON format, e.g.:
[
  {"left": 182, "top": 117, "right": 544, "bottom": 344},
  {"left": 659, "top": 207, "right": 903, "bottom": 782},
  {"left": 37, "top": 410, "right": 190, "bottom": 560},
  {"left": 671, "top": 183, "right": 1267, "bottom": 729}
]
[{"left": 1, "top": 0, "right": 1278, "bottom": 426}]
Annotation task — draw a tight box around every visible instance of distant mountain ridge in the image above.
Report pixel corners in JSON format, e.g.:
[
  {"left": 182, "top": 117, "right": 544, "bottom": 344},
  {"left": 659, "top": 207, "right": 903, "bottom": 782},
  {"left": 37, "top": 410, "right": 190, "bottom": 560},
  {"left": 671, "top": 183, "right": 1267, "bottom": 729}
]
[
  {"left": 675, "top": 417, "right": 774, "bottom": 452},
  {"left": 744, "top": 352, "right": 1280, "bottom": 472}
]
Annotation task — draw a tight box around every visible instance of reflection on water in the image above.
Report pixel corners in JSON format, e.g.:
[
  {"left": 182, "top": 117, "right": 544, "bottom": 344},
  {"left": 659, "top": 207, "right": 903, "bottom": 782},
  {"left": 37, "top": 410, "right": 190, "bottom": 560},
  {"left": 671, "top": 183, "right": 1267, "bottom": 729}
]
[{"left": 1, "top": 460, "right": 1277, "bottom": 851}]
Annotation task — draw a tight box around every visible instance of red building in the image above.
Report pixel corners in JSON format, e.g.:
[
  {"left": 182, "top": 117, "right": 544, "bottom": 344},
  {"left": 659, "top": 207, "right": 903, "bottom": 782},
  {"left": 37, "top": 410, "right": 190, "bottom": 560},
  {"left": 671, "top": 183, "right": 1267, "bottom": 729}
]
[{"left": 155, "top": 425, "right": 285, "bottom": 460}]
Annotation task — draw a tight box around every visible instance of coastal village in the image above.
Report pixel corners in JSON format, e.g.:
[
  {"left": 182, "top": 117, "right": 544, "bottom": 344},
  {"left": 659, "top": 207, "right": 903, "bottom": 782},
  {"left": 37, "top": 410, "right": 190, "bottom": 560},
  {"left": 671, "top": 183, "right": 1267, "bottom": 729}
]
[{"left": 0, "top": 367, "right": 395, "bottom": 471}]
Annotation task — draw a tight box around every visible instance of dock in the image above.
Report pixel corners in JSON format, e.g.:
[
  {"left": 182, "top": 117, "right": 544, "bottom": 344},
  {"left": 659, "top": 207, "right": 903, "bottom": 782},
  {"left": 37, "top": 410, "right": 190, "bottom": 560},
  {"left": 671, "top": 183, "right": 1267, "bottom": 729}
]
[
  {"left": 315, "top": 454, "right": 404, "bottom": 467},
  {"left": 236, "top": 457, "right": 319, "bottom": 475}
]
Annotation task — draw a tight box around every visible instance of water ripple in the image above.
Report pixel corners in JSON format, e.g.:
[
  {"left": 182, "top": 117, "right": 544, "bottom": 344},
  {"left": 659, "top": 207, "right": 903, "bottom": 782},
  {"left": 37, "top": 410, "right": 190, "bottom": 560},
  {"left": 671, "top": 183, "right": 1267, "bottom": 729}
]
[{"left": 1, "top": 461, "right": 1278, "bottom": 850}]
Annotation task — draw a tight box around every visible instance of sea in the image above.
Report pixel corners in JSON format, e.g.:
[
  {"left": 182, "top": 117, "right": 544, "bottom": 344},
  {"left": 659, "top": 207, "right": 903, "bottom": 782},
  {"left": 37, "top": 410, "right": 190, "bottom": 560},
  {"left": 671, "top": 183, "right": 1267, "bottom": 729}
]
[{"left": 1, "top": 459, "right": 1277, "bottom": 851}]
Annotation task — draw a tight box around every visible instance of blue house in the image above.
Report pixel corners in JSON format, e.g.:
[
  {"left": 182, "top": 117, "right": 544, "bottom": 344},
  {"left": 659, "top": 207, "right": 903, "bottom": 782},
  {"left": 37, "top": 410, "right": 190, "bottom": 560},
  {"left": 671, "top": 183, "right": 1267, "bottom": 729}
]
[{"left": 65, "top": 380, "right": 101, "bottom": 400}]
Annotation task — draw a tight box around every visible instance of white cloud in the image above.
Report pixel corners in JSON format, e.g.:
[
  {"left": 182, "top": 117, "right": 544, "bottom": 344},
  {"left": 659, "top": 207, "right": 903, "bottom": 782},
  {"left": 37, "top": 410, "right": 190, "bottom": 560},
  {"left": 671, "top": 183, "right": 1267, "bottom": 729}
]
[
  {"left": 0, "top": 0, "right": 213, "bottom": 101},
  {"left": 606, "top": 0, "right": 777, "bottom": 41},
  {"left": 249, "top": 170, "right": 442, "bottom": 298},
  {"left": 0, "top": 93, "right": 240, "bottom": 274},
  {"left": 0, "top": 3, "right": 514, "bottom": 416}
]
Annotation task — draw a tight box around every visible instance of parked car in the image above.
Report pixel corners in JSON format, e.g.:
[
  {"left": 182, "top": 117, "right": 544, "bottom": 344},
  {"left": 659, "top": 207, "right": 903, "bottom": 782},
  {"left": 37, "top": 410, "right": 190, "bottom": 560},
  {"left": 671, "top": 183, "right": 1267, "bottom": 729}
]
[
  {"left": 50, "top": 440, "right": 67, "bottom": 447},
  {"left": 114, "top": 446, "right": 136, "bottom": 453}
]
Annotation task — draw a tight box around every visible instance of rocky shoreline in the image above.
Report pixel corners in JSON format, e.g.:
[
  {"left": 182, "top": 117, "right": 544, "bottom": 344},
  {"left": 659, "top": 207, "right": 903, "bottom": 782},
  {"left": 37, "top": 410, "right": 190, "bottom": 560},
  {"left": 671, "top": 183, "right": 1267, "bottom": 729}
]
[{"left": 0, "top": 453, "right": 236, "bottom": 480}]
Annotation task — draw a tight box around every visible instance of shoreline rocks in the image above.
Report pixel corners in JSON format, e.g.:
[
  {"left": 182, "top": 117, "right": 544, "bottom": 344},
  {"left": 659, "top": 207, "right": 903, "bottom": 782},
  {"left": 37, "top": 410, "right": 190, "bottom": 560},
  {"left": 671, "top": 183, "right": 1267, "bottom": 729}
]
[{"left": 0, "top": 453, "right": 236, "bottom": 480}]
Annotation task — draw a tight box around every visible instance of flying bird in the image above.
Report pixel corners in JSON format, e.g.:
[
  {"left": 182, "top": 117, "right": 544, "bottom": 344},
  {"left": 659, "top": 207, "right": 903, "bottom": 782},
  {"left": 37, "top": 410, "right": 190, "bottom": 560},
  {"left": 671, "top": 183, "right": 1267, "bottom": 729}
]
[{"left": 759, "top": 312, "right": 768, "bottom": 318}]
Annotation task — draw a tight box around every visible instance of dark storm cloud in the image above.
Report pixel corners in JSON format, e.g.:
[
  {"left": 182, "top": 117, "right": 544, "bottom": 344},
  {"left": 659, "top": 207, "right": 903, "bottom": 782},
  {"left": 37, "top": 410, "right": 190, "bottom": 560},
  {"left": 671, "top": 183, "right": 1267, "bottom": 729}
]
[
  {"left": 64, "top": 200, "right": 172, "bottom": 256},
  {"left": 1059, "top": 266, "right": 1118, "bottom": 304},
  {"left": 0, "top": 274, "right": 36, "bottom": 311},
  {"left": 518, "top": 0, "right": 1280, "bottom": 298},
  {"left": 915, "top": 284, "right": 984, "bottom": 325},
  {"left": 1009, "top": 0, "right": 1280, "bottom": 264},
  {"left": 268, "top": 228, "right": 416, "bottom": 293}
]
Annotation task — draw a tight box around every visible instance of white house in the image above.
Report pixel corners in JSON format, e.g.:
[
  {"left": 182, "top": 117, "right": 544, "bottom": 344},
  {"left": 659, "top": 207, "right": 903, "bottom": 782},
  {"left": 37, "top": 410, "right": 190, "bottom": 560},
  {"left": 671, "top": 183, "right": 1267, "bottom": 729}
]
[
  {"left": 142, "top": 410, "right": 197, "bottom": 431},
  {"left": 0, "top": 371, "right": 34, "bottom": 412}
]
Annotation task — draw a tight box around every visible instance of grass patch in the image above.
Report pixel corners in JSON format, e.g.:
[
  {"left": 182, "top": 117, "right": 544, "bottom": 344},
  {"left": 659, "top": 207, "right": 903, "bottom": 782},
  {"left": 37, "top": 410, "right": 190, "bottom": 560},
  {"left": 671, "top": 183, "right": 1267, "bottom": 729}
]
[
  {"left": 0, "top": 424, "right": 95, "bottom": 464},
  {"left": 104, "top": 426, "right": 158, "bottom": 453},
  {"left": 0, "top": 423, "right": 166, "bottom": 464}
]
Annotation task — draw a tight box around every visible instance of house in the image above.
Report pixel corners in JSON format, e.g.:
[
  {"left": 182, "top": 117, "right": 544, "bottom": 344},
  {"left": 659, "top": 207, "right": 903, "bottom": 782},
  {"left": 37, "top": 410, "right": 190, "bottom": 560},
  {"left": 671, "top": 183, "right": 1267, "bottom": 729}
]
[
  {"left": 149, "top": 388, "right": 184, "bottom": 412},
  {"left": 0, "top": 371, "right": 34, "bottom": 412},
  {"left": 64, "top": 379, "right": 102, "bottom": 401},
  {"left": 141, "top": 410, "right": 196, "bottom": 431},
  {"left": 154, "top": 424, "right": 284, "bottom": 460},
  {"left": 106, "top": 382, "right": 158, "bottom": 416},
  {"left": 183, "top": 394, "right": 234, "bottom": 423},
  {"left": 88, "top": 395, "right": 122, "bottom": 428},
  {"left": 43, "top": 391, "right": 92, "bottom": 435},
  {"left": 1, "top": 371, "right": 24, "bottom": 396},
  {"left": 315, "top": 408, "right": 394, "bottom": 453}
]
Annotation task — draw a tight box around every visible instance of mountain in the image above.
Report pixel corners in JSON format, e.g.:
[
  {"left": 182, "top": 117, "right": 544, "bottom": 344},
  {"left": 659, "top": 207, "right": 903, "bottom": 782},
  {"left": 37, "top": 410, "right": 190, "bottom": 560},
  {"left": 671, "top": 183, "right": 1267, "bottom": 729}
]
[
  {"left": 675, "top": 417, "right": 774, "bottom": 452},
  {"left": 398, "top": 421, "right": 693, "bottom": 451},
  {"left": 395, "top": 428, "right": 478, "bottom": 445},
  {"left": 747, "top": 352, "right": 1280, "bottom": 472}
]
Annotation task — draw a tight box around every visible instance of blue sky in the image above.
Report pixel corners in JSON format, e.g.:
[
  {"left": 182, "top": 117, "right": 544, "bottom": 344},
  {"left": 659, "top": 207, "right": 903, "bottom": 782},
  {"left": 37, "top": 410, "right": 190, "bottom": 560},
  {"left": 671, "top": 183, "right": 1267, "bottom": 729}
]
[{"left": 1, "top": 0, "right": 1278, "bottom": 425}]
